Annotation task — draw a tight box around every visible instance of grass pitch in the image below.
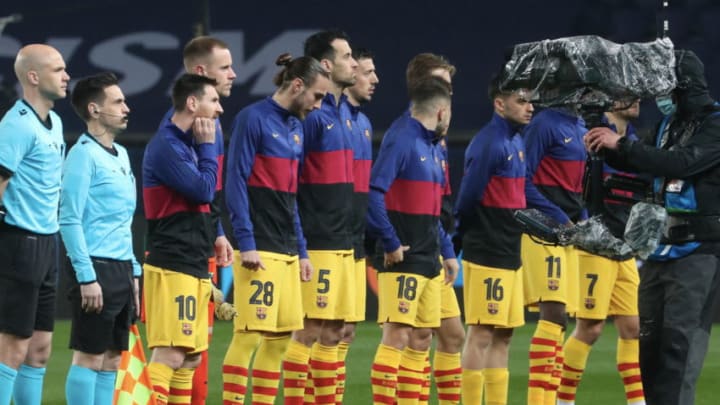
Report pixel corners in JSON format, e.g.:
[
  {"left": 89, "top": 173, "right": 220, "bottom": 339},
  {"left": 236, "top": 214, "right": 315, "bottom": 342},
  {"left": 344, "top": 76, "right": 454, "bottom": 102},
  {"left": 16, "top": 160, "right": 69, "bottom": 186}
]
[{"left": 42, "top": 320, "right": 720, "bottom": 404}]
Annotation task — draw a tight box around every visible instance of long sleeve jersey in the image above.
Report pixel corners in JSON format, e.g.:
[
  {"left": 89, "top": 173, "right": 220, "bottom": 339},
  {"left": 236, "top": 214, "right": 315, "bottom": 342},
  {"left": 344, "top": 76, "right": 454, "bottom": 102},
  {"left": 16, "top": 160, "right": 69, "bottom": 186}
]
[
  {"left": 524, "top": 108, "right": 587, "bottom": 224},
  {"left": 0, "top": 100, "right": 65, "bottom": 234},
  {"left": 142, "top": 118, "right": 218, "bottom": 278},
  {"left": 225, "top": 97, "right": 307, "bottom": 258},
  {"left": 161, "top": 108, "right": 225, "bottom": 238},
  {"left": 298, "top": 93, "right": 354, "bottom": 251},
  {"left": 455, "top": 113, "right": 526, "bottom": 270},
  {"left": 367, "top": 116, "right": 455, "bottom": 278},
  {"left": 348, "top": 103, "right": 373, "bottom": 259},
  {"left": 59, "top": 134, "right": 141, "bottom": 282}
]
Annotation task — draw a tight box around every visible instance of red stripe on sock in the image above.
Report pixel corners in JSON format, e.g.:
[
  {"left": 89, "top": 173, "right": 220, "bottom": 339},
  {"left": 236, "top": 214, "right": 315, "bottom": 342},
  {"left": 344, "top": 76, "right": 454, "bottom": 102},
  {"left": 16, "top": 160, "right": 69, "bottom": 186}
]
[
  {"left": 623, "top": 375, "right": 642, "bottom": 385},
  {"left": 223, "top": 383, "right": 247, "bottom": 395},
  {"left": 557, "top": 392, "right": 576, "bottom": 400},
  {"left": 252, "top": 369, "right": 282, "bottom": 380},
  {"left": 309, "top": 360, "right": 337, "bottom": 371},
  {"left": 314, "top": 393, "right": 336, "bottom": 404},
  {"left": 282, "top": 378, "right": 306, "bottom": 388},
  {"left": 312, "top": 377, "right": 336, "bottom": 387},
  {"left": 396, "top": 390, "right": 420, "bottom": 399},
  {"left": 438, "top": 393, "right": 461, "bottom": 401},
  {"left": 627, "top": 389, "right": 645, "bottom": 399},
  {"left": 433, "top": 368, "right": 461, "bottom": 377},
  {"left": 223, "top": 365, "right": 249, "bottom": 376},
  {"left": 370, "top": 377, "right": 397, "bottom": 388},
  {"left": 617, "top": 362, "right": 640, "bottom": 372},
  {"left": 372, "top": 394, "right": 395, "bottom": 404},
  {"left": 528, "top": 380, "right": 548, "bottom": 388},
  {"left": 283, "top": 362, "right": 309, "bottom": 373},
  {"left": 397, "top": 376, "right": 423, "bottom": 385},
  {"left": 560, "top": 377, "right": 580, "bottom": 387},
  {"left": 283, "top": 396, "right": 304, "bottom": 405},
  {"left": 372, "top": 364, "right": 398, "bottom": 374},
  {"left": 531, "top": 337, "right": 558, "bottom": 346},
  {"left": 563, "top": 364, "right": 583, "bottom": 373}
]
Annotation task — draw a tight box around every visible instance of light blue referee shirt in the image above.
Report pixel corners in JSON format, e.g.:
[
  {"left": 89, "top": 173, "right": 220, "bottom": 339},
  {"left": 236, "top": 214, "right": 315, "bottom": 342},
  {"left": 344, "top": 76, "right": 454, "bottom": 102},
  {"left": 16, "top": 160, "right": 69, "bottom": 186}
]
[
  {"left": 59, "top": 133, "right": 141, "bottom": 283},
  {"left": 0, "top": 100, "right": 65, "bottom": 234}
]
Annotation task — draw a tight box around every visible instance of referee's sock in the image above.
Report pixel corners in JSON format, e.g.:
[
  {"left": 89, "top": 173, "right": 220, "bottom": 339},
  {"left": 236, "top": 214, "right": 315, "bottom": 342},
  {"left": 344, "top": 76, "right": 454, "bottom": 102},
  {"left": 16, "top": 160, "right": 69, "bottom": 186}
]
[
  {"left": 0, "top": 362, "right": 18, "bottom": 405},
  {"left": 13, "top": 364, "right": 45, "bottom": 405},
  {"left": 65, "top": 365, "right": 97, "bottom": 405},
  {"left": 250, "top": 334, "right": 288, "bottom": 404},
  {"left": 95, "top": 370, "right": 116, "bottom": 405},
  {"left": 222, "top": 331, "right": 260, "bottom": 404},
  {"left": 433, "top": 350, "right": 462, "bottom": 404}
]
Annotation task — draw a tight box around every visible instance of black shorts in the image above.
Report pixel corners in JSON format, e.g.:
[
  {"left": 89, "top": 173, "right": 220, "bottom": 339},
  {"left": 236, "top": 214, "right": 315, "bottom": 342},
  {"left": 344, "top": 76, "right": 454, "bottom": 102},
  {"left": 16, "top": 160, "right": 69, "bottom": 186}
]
[
  {"left": 0, "top": 224, "right": 59, "bottom": 338},
  {"left": 68, "top": 257, "right": 135, "bottom": 354}
]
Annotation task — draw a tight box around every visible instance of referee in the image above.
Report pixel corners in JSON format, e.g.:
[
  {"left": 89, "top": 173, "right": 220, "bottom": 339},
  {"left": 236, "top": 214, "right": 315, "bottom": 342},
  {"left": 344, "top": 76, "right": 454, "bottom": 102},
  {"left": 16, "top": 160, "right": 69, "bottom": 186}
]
[
  {"left": 61, "top": 73, "right": 140, "bottom": 405},
  {"left": 0, "top": 44, "right": 69, "bottom": 405}
]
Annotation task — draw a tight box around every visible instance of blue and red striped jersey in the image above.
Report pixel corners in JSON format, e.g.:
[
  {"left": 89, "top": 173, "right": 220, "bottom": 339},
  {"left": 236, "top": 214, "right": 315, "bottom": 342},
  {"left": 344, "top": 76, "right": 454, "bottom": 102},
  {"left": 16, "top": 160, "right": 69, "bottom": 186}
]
[{"left": 348, "top": 103, "right": 373, "bottom": 258}]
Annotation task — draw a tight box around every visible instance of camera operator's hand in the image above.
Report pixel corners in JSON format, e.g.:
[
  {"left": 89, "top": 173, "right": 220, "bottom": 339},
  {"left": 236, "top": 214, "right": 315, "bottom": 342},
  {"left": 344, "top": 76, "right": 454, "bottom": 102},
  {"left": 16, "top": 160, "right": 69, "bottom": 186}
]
[{"left": 584, "top": 127, "right": 621, "bottom": 152}]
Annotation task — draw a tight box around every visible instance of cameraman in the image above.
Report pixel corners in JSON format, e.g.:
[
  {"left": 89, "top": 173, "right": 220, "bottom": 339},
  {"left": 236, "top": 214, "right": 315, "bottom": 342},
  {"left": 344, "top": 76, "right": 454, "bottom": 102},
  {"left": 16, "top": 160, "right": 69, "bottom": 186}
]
[{"left": 585, "top": 50, "right": 720, "bottom": 405}]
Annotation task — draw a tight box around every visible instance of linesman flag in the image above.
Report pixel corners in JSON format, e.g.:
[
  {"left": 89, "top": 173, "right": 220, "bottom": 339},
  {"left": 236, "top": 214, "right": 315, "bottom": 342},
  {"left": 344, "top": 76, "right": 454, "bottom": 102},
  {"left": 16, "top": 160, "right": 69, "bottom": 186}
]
[{"left": 114, "top": 324, "right": 157, "bottom": 405}]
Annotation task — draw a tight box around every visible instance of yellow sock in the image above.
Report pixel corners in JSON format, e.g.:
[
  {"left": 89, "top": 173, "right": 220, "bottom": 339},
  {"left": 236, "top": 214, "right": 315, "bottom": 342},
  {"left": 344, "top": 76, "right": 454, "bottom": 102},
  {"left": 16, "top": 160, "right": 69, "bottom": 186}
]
[
  {"left": 419, "top": 356, "right": 431, "bottom": 404},
  {"left": 557, "top": 336, "right": 591, "bottom": 404},
  {"left": 168, "top": 367, "right": 194, "bottom": 405},
  {"left": 222, "top": 331, "right": 260, "bottom": 404},
  {"left": 545, "top": 332, "right": 564, "bottom": 405},
  {"left": 397, "top": 347, "right": 427, "bottom": 405},
  {"left": 527, "top": 320, "right": 562, "bottom": 405},
  {"left": 371, "top": 344, "right": 402, "bottom": 405},
  {"left": 310, "top": 343, "right": 338, "bottom": 404},
  {"left": 336, "top": 341, "right": 350, "bottom": 404},
  {"left": 147, "top": 362, "right": 174, "bottom": 405},
  {"left": 282, "top": 339, "right": 311, "bottom": 405},
  {"left": 617, "top": 338, "right": 645, "bottom": 405},
  {"left": 461, "top": 369, "right": 484, "bottom": 405},
  {"left": 484, "top": 368, "right": 509, "bottom": 405},
  {"left": 250, "top": 335, "right": 289, "bottom": 405},
  {"left": 433, "top": 351, "right": 461, "bottom": 404}
]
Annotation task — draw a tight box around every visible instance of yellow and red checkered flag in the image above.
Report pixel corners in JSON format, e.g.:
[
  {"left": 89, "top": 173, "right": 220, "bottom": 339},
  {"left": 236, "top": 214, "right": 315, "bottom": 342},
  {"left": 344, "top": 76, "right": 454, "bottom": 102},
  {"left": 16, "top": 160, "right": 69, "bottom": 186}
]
[{"left": 114, "top": 324, "right": 157, "bottom": 405}]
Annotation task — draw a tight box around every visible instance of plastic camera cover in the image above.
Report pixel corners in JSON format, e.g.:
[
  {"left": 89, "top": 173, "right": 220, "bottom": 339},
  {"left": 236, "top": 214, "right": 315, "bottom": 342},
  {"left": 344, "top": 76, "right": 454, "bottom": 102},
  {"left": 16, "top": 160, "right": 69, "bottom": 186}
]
[
  {"left": 500, "top": 36, "right": 677, "bottom": 107},
  {"left": 567, "top": 216, "right": 634, "bottom": 260},
  {"left": 624, "top": 202, "right": 667, "bottom": 259}
]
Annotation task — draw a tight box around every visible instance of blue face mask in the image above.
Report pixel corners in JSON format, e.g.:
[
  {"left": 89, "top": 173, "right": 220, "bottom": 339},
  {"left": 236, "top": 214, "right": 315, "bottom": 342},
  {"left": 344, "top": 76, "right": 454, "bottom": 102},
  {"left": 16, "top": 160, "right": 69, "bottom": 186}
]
[{"left": 656, "top": 95, "right": 676, "bottom": 116}]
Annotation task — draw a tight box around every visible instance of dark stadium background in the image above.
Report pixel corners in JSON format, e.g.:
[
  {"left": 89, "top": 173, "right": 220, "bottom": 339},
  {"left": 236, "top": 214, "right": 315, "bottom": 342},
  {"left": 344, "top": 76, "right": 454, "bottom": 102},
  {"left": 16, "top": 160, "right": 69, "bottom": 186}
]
[{"left": 1, "top": 0, "right": 719, "bottom": 320}]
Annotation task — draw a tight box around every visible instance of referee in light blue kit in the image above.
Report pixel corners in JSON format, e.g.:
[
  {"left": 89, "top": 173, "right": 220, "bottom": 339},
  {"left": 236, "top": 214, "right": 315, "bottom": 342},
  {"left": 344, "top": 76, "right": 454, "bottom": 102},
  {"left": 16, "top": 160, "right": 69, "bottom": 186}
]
[
  {"left": 0, "top": 44, "right": 69, "bottom": 405},
  {"left": 59, "top": 72, "right": 141, "bottom": 405}
]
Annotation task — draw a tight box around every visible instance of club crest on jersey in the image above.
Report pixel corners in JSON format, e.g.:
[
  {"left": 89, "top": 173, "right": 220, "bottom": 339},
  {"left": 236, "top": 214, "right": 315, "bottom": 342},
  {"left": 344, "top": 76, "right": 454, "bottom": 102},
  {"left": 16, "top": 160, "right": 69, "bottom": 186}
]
[
  {"left": 256, "top": 307, "right": 267, "bottom": 320},
  {"left": 548, "top": 279, "right": 559, "bottom": 291},
  {"left": 293, "top": 134, "right": 301, "bottom": 145},
  {"left": 317, "top": 295, "right": 328, "bottom": 308},
  {"left": 487, "top": 302, "right": 499, "bottom": 315},
  {"left": 182, "top": 322, "right": 193, "bottom": 336},
  {"left": 584, "top": 298, "right": 596, "bottom": 310},
  {"left": 346, "top": 119, "right": 352, "bottom": 130},
  {"left": 398, "top": 301, "right": 410, "bottom": 314}
]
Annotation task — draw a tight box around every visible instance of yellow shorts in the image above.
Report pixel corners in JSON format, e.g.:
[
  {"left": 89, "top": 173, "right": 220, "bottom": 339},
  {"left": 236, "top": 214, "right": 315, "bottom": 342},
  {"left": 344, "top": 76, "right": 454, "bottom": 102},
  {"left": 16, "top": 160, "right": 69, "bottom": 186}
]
[
  {"left": 233, "top": 251, "right": 304, "bottom": 333},
  {"left": 143, "top": 264, "right": 211, "bottom": 353},
  {"left": 377, "top": 272, "right": 441, "bottom": 328},
  {"left": 302, "top": 250, "right": 355, "bottom": 320},
  {"left": 463, "top": 261, "right": 525, "bottom": 328},
  {"left": 576, "top": 251, "right": 639, "bottom": 319},
  {"left": 346, "top": 258, "right": 367, "bottom": 322},
  {"left": 522, "top": 234, "right": 578, "bottom": 314},
  {"left": 439, "top": 266, "right": 461, "bottom": 319}
]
